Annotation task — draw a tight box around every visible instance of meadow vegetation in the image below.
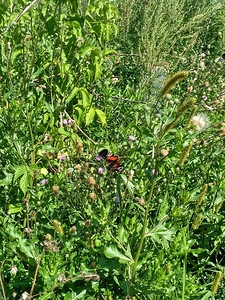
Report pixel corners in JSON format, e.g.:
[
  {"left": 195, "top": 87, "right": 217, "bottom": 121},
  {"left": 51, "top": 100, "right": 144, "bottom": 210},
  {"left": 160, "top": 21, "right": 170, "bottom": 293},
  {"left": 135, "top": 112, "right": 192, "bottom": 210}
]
[{"left": 0, "top": 0, "right": 225, "bottom": 299}]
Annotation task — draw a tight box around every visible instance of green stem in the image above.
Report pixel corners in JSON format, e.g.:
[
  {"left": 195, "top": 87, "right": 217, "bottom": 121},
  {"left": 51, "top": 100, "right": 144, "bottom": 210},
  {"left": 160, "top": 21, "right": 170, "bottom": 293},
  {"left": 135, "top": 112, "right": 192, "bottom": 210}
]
[{"left": 131, "top": 168, "right": 157, "bottom": 280}]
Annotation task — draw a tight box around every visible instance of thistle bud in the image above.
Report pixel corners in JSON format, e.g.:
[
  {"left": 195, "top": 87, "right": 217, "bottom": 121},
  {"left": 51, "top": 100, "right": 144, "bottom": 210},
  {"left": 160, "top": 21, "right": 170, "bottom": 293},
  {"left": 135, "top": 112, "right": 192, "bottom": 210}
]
[{"left": 53, "top": 185, "right": 59, "bottom": 197}]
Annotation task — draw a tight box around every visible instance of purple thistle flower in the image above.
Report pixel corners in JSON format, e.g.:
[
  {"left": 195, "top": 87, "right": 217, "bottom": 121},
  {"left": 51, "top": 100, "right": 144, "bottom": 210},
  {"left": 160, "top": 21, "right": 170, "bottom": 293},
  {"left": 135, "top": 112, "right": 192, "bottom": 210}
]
[
  {"left": 77, "top": 37, "right": 83, "bottom": 43},
  {"left": 95, "top": 155, "right": 102, "bottom": 161},
  {"left": 115, "top": 196, "right": 120, "bottom": 203},
  {"left": 129, "top": 135, "right": 135, "bottom": 141},
  {"left": 41, "top": 179, "right": 47, "bottom": 185},
  {"left": 202, "top": 95, "right": 208, "bottom": 101},
  {"left": 60, "top": 154, "right": 67, "bottom": 160},
  {"left": 98, "top": 167, "right": 105, "bottom": 174},
  {"left": 68, "top": 119, "right": 72, "bottom": 124},
  {"left": 63, "top": 120, "right": 68, "bottom": 125}
]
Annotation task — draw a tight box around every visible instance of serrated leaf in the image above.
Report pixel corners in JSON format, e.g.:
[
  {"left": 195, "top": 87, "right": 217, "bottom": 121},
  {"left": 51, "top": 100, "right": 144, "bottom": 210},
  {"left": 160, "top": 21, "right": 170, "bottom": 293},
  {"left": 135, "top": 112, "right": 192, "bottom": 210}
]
[
  {"left": 86, "top": 107, "right": 95, "bottom": 125},
  {"left": 95, "top": 109, "right": 106, "bottom": 126},
  {"left": 14, "top": 165, "right": 26, "bottom": 182},
  {"left": 104, "top": 245, "right": 131, "bottom": 263},
  {"left": 121, "top": 174, "right": 135, "bottom": 196},
  {"left": 19, "top": 173, "right": 29, "bottom": 194}
]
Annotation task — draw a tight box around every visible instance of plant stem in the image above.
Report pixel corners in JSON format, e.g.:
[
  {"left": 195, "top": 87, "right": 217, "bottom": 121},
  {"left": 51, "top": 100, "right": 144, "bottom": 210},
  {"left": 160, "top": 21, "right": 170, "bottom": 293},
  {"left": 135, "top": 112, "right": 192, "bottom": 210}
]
[{"left": 131, "top": 169, "right": 157, "bottom": 280}]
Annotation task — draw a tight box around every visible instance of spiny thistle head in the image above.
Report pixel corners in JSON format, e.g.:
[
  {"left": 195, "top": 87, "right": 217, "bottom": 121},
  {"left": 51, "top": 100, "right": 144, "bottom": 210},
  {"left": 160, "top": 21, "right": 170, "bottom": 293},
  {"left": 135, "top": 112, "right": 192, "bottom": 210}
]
[{"left": 160, "top": 71, "right": 189, "bottom": 96}]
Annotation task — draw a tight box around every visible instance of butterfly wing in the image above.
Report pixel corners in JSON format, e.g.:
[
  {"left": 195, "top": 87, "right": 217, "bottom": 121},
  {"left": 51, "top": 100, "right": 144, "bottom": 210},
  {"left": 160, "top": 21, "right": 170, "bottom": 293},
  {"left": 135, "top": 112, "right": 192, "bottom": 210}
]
[{"left": 99, "top": 149, "right": 108, "bottom": 159}]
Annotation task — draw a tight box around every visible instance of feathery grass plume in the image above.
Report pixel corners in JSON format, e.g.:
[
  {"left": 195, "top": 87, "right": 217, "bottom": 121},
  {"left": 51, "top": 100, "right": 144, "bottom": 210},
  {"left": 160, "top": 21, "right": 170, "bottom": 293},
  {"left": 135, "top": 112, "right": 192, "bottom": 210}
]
[
  {"left": 178, "top": 141, "right": 193, "bottom": 167},
  {"left": 211, "top": 271, "right": 223, "bottom": 295},
  {"left": 53, "top": 220, "right": 64, "bottom": 235},
  {"left": 185, "top": 105, "right": 198, "bottom": 128},
  {"left": 177, "top": 97, "right": 197, "bottom": 113},
  {"left": 215, "top": 199, "right": 225, "bottom": 213},
  {"left": 160, "top": 71, "right": 189, "bottom": 96},
  {"left": 192, "top": 213, "right": 204, "bottom": 230},
  {"left": 195, "top": 184, "right": 208, "bottom": 212}
]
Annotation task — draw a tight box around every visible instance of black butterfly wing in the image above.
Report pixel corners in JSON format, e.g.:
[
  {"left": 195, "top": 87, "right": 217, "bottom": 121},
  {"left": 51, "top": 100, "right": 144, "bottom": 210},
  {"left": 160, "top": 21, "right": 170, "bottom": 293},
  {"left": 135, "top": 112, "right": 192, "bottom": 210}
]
[{"left": 99, "top": 149, "right": 108, "bottom": 159}]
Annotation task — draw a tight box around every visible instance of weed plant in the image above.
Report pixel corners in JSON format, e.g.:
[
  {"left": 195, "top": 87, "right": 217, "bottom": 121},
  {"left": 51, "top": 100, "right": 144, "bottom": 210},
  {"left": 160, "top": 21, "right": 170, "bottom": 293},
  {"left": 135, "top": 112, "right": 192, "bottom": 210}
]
[{"left": 0, "top": 0, "right": 225, "bottom": 299}]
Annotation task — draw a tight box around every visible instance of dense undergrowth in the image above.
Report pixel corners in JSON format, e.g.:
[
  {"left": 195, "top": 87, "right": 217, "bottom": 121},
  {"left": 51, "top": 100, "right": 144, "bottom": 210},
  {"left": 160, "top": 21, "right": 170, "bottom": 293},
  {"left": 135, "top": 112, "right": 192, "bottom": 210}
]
[{"left": 0, "top": 0, "right": 225, "bottom": 299}]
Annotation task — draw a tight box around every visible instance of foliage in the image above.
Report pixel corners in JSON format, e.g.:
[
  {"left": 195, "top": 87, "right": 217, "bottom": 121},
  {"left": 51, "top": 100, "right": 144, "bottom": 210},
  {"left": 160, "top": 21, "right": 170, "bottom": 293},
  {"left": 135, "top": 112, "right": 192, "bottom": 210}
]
[{"left": 0, "top": 0, "right": 225, "bottom": 299}]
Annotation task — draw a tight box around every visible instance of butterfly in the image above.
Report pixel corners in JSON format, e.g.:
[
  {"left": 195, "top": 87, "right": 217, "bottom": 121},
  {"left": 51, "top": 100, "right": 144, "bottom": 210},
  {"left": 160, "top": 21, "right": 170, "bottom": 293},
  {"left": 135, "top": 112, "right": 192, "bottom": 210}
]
[{"left": 99, "top": 149, "right": 122, "bottom": 172}]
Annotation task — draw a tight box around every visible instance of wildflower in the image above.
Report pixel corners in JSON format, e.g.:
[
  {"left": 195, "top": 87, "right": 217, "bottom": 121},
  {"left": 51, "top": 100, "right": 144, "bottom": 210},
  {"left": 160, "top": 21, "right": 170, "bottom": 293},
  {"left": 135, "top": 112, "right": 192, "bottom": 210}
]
[
  {"left": 71, "top": 225, "right": 76, "bottom": 235},
  {"left": 115, "top": 196, "right": 120, "bottom": 202},
  {"left": 89, "top": 177, "right": 95, "bottom": 185},
  {"left": 129, "top": 170, "right": 134, "bottom": 180},
  {"left": 40, "top": 168, "right": 48, "bottom": 175},
  {"left": 193, "top": 77, "right": 197, "bottom": 81},
  {"left": 161, "top": 149, "right": 169, "bottom": 156},
  {"left": 53, "top": 185, "right": 59, "bottom": 196},
  {"left": 83, "top": 162, "right": 89, "bottom": 171},
  {"left": 90, "top": 192, "right": 95, "bottom": 200},
  {"left": 60, "top": 154, "right": 67, "bottom": 160},
  {"left": 95, "top": 155, "right": 102, "bottom": 161},
  {"left": 75, "top": 164, "right": 81, "bottom": 171},
  {"left": 68, "top": 119, "right": 72, "bottom": 124},
  {"left": 44, "top": 133, "right": 50, "bottom": 141},
  {"left": 98, "top": 167, "right": 105, "bottom": 174},
  {"left": 77, "top": 37, "right": 83, "bottom": 43},
  {"left": 135, "top": 197, "right": 145, "bottom": 205},
  {"left": 191, "top": 114, "right": 208, "bottom": 131},
  {"left": 129, "top": 135, "right": 135, "bottom": 141},
  {"left": 41, "top": 179, "right": 47, "bottom": 185},
  {"left": 10, "top": 265, "right": 18, "bottom": 275},
  {"left": 63, "top": 120, "right": 68, "bottom": 125},
  {"left": 45, "top": 233, "right": 51, "bottom": 241},
  {"left": 84, "top": 220, "right": 91, "bottom": 227},
  {"left": 19, "top": 292, "right": 29, "bottom": 300}
]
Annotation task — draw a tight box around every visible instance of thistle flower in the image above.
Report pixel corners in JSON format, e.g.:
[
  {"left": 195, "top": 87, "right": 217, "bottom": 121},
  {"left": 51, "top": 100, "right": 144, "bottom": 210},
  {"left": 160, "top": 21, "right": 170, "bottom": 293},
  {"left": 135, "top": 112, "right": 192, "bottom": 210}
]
[
  {"left": 191, "top": 114, "right": 209, "bottom": 131},
  {"left": 98, "top": 167, "right": 105, "bottom": 174},
  {"left": 10, "top": 265, "right": 18, "bottom": 275},
  {"left": 41, "top": 179, "right": 47, "bottom": 185},
  {"left": 89, "top": 177, "right": 95, "bottom": 185},
  {"left": 129, "top": 135, "right": 135, "bottom": 141},
  {"left": 115, "top": 196, "right": 120, "bottom": 202},
  {"left": 95, "top": 155, "right": 102, "bottom": 161},
  {"left": 63, "top": 120, "right": 68, "bottom": 125}
]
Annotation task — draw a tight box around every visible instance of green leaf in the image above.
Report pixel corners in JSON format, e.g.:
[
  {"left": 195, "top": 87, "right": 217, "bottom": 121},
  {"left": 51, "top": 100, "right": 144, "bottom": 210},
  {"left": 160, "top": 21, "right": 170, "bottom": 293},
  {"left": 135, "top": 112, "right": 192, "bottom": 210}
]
[
  {"left": 95, "top": 109, "right": 106, "bottom": 126},
  {"left": 86, "top": 107, "right": 96, "bottom": 125},
  {"left": 58, "top": 127, "right": 70, "bottom": 137},
  {"left": 14, "top": 165, "right": 26, "bottom": 182},
  {"left": 67, "top": 87, "right": 79, "bottom": 104},
  {"left": 8, "top": 204, "right": 23, "bottom": 214},
  {"left": 94, "top": 61, "right": 102, "bottom": 81},
  {"left": 104, "top": 245, "right": 131, "bottom": 263},
  {"left": 38, "top": 293, "right": 55, "bottom": 300},
  {"left": 121, "top": 174, "right": 135, "bottom": 196},
  {"left": 19, "top": 173, "right": 29, "bottom": 195},
  {"left": 0, "top": 172, "right": 13, "bottom": 186}
]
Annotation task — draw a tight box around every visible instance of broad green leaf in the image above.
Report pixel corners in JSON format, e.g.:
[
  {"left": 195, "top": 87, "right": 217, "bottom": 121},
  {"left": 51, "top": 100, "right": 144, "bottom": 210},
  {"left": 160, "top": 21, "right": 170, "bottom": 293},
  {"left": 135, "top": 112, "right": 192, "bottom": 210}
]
[
  {"left": 95, "top": 109, "right": 106, "bottom": 126},
  {"left": 8, "top": 204, "right": 23, "bottom": 214},
  {"left": 94, "top": 61, "right": 102, "bottom": 81},
  {"left": 19, "top": 173, "right": 29, "bottom": 195},
  {"left": 14, "top": 165, "right": 26, "bottom": 182},
  {"left": 0, "top": 172, "right": 13, "bottom": 186},
  {"left": 104, "top": 245, "right": 131, "bottom": 263},
  {"left": 58, "top": 127, "right": 70, "bottom": 137},
  {"left": 86, "top": 107, "right": 95, "bottom": 125},
  {"left": 67, "top": 87, "right": 79, "bottom": 104}
]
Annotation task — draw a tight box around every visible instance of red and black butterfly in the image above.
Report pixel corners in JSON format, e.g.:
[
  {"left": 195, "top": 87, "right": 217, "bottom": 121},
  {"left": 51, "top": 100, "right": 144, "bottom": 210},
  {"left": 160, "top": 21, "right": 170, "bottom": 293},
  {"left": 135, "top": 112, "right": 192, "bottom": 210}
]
[{"left": 99, "top": 149, "right": 122, "bottom": 172}]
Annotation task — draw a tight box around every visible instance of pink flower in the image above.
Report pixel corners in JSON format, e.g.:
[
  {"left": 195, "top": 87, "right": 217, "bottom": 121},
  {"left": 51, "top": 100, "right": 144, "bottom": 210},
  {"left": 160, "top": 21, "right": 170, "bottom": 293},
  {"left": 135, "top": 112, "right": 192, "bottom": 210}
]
[
  {"left": 63, "top": 120, "right": 68, "bottom": 125},
  {"left": 95, "top": 155, "right": 102, "bottom": 161},
  {"left": 129, "top": 135, "right": 135, "bottom": 141},
  {"left": 41, "top": 179, "right": 47, "bottom": 184},
  {"left": 98, "top": 167, "right": 105, "bottom": 174},
  {"left": 60, "top": 154, "right": 67, "bottom": 160},
  {"left": 115, "top": 196, "right": 119, "bottom": 202}
]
